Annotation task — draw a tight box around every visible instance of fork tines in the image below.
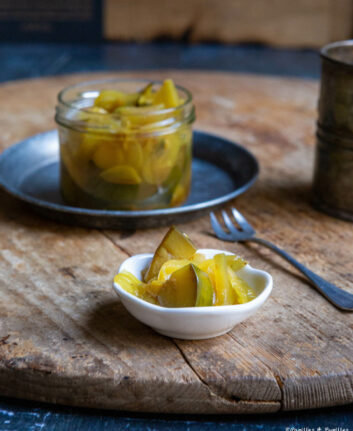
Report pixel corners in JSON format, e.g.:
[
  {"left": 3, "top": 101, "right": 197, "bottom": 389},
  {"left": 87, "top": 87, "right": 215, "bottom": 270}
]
[{"left": 210, "top": 207, "right": 255, "bottom": 241}]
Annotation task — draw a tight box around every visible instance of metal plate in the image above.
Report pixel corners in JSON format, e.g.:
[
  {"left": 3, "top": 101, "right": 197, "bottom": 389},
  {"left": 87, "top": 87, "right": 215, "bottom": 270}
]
[{"left": 0, "top": 130, "right": 258, "bottom": 229}]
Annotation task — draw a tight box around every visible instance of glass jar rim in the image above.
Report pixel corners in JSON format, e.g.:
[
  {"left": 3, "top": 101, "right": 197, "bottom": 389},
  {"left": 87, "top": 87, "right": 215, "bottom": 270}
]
[
  {"left": 57, "top": 77, "right": 193, "bottom": 118},
  {"left": 320, "top": 39, "right": 353, "bottom": 69}
]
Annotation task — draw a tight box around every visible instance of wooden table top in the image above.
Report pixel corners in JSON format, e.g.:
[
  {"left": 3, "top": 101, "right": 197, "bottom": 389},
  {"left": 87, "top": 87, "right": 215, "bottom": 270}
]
[{"left": 0, "top": 71, "right": 352, "bottom": 414}]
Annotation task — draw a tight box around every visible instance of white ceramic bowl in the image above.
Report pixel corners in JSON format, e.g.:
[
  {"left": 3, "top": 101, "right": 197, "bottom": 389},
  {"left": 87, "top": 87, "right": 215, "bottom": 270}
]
[{"left": 113, "top": 249, "right": 273, "bottom": 340}]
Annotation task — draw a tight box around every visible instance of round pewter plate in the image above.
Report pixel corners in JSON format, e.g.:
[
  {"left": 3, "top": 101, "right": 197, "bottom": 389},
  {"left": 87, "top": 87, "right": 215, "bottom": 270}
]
[{"left": 0, "top": 130, "right": 258, "bottom": 229}]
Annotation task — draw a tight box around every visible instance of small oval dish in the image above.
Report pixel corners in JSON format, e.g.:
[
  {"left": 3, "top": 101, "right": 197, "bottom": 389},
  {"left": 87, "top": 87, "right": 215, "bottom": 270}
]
[{"left": 113, "top": 249, "right": 273, "bottom": 340}]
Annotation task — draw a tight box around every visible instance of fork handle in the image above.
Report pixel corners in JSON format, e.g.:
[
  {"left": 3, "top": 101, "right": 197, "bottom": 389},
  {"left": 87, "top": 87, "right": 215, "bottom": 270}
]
[{"left": 248, "top": 237, "right": 353, "bottom": 311}]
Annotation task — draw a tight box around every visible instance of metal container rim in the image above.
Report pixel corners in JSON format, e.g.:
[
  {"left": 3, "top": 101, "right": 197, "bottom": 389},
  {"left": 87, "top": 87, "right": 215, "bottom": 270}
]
[{"left": 320, "top": 39, "right": 353, "bottom": 69}]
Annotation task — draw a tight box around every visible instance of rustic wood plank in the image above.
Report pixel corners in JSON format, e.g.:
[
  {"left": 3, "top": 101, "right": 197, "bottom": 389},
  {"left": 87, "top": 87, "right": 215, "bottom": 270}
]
[
  {"left": 0, "top": 192, "right": 277, "bottom": 413},
  {"left": 104, "top": 0, "right": 353, "bottom": 48},
  {"left": 0, "top": 71, "right": 352, "bottom": 413}
]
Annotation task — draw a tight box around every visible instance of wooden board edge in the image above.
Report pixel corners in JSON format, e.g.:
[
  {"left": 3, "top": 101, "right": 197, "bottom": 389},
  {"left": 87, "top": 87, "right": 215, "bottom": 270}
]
[{"left": 0, "top": 367, "right": 280, "bottom": 414}]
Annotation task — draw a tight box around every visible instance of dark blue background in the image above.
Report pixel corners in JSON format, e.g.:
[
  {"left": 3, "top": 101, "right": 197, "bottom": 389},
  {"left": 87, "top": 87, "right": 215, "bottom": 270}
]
[
  {"left": 0, "top": 0, "right": 102, "bottom": 43},
  {"left": 1, "top": 396, "right": 352, "bottom": 430},
  {"left": 0, "top": 41, "right": 320, "bottom": 83}
]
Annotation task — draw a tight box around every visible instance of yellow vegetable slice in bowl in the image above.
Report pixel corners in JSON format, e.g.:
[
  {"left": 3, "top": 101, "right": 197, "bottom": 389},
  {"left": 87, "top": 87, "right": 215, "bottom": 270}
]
[
  {"left": 144, "top": 226, "right": 197, "bottom": 282},
  {"left": 158, "top": 259, "right": 191, "bottom": 281},
  {"left": 225, "top": 255, "right": 247, "bottom": 272},
  {"left": 213, "top": 253, "right": 234, "bottom": 305},
  {"left": 114, "top": 271, "right": 157, "bottom": 305},
  {"left": 157, "top": 263, "right": 214, "bottom": 308},
  {"left": 229, "top": 272, "right": 252, "bottom": 304},
  {"left": 193, "top": 265, "right": 214, "bottom": 307},
  {"left": 114, "top": 270, "right": 143, "bottom": 296},
  {"left": 157, "top": 264, "right": 197, "bottom": 308}
]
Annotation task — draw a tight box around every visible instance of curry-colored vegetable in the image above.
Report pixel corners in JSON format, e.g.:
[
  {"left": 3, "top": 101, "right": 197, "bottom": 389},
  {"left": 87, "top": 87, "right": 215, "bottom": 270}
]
[
  {"left": 144, "top": 226, "right": 197, "bottom": 282},
  {"left": 193, "top": 264, "right": 214, "bottom": 307},
  {"left": 100, "top": 165, "right": 142, "bottom": 185},
  {"left": 114, "top": 270, "right": 157, "bottom": 305},
  {"left": 153, "top": 79, "right": 180, "bottom": 108},
  {"left": 157, "top": 263, "right": 214, "bottom": 308},
  {"left": 214, "top": 253, "right": 233, "bottom": 305},
  {"left": 158, "top": 264, "right": 198, "bottom": 308},
  {"left": 114, "top": 226, "right": 256, "bottom": 308}
]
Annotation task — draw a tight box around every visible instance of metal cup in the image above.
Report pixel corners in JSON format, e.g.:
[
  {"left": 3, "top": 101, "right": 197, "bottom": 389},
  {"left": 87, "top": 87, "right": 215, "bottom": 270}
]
[{"left": 312, "top": 40, "right": 353, "bottom": 221}]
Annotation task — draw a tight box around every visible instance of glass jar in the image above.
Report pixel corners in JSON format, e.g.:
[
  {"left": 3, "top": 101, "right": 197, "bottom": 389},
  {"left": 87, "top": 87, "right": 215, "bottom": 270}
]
[{"left": 55, "top": 79, "right": 195, "bottom": 210}]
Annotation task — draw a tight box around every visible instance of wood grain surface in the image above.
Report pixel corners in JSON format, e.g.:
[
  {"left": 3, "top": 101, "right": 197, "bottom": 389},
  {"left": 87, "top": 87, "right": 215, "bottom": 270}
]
[
  {"left": 0, "top": 71, "right": 352, "bottom": 414},
  {"left": 104, "top": 0, "right": 353, "bottom": 48}
]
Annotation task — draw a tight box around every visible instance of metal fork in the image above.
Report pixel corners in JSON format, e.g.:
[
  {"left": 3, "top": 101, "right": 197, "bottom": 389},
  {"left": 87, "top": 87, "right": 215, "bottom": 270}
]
[{"left": 210, "top": 208, "right": 353, "bottom": 311}]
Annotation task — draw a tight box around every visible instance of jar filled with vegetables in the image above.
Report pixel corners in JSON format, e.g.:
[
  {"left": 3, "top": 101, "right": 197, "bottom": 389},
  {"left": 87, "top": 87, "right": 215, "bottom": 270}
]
[{"left": 55, "top": 79, "right": 195, "bottom": 210}]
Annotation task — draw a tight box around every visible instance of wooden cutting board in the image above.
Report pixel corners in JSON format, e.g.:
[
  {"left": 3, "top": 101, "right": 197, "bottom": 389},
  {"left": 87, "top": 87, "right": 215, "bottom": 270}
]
[{"left": 0, "top": 71, "right": 352, "bottom": 414}]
